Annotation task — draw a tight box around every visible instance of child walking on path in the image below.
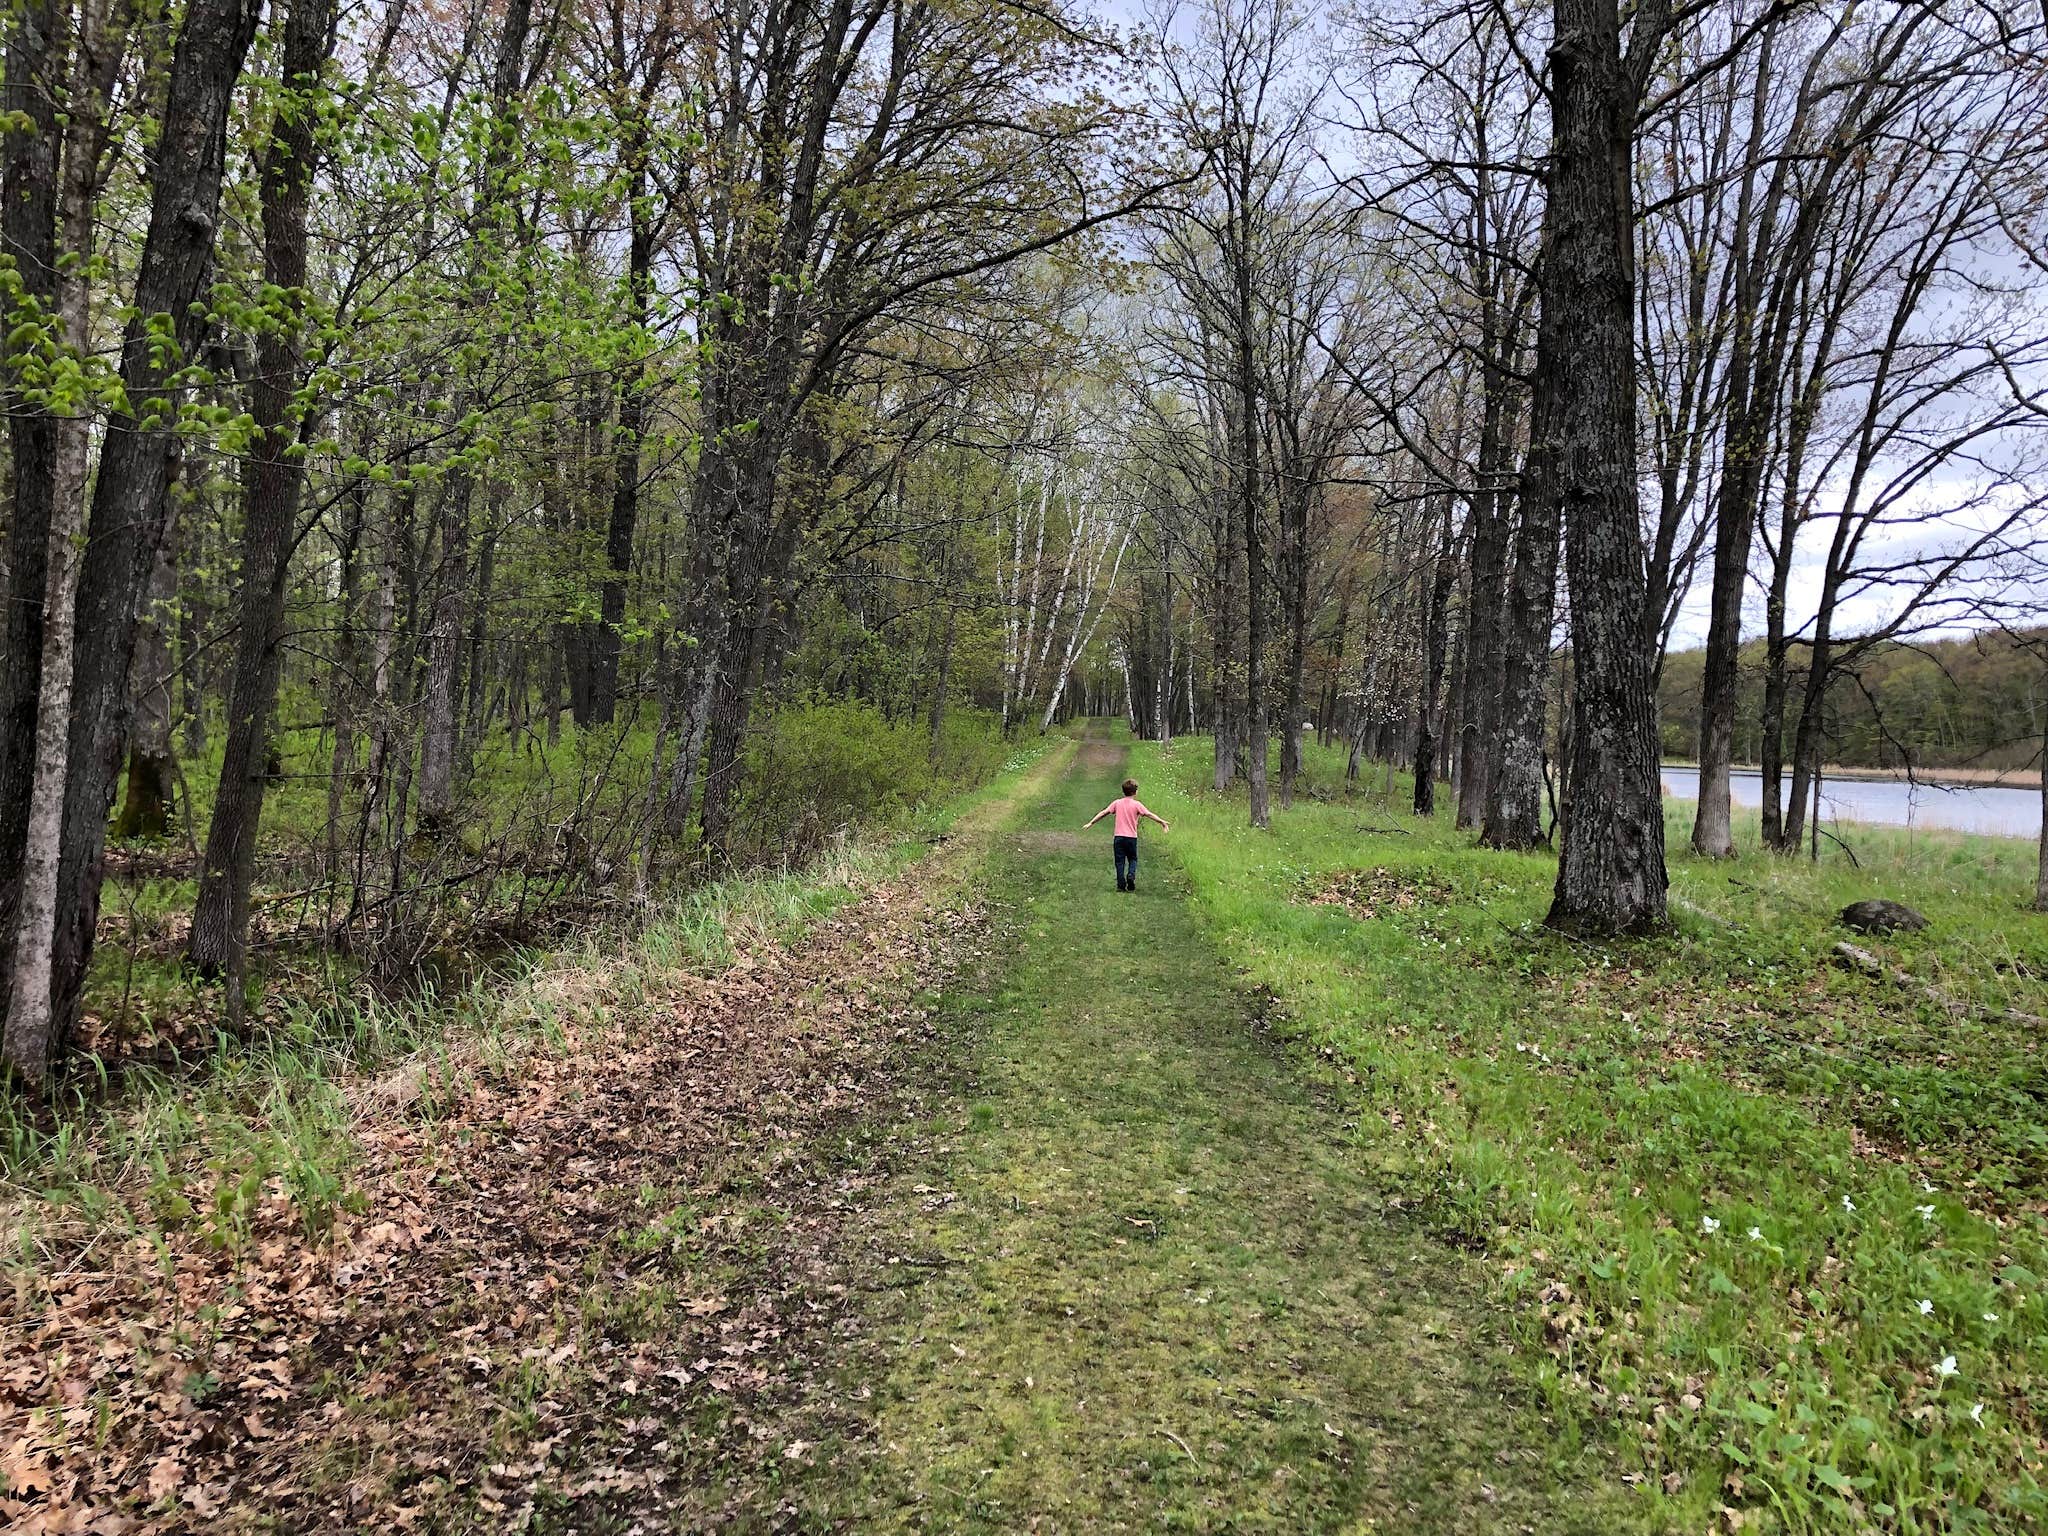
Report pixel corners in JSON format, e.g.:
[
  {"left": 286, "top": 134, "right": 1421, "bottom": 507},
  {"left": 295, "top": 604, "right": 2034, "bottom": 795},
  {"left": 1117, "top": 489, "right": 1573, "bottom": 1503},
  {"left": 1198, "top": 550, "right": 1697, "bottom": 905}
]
[{"left": 1084, "top": 778, "right": 1169, "bottom": 892}]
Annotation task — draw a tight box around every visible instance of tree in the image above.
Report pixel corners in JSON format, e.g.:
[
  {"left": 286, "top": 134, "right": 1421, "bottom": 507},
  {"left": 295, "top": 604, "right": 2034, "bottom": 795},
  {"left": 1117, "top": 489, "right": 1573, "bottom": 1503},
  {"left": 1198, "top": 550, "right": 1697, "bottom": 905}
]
[
  {"left": 0, "top": 0, "right": 65, "bottom": 951},
  {"left": 1533, "top": 0, "right": 1673, "bottom": 936},
  {"left": 187, "top": 0, "right": 342, "bottom": 982},
  {"left": 5, "top": 0, "right": 263, "bottom": 1079},
  {"left": 1149, "top": 0, "right": 1331, "bottom": 829},
  {"left": 640, "top": 0, "right": 1152, "bottom": 864},
  {"left": 1689, "top": 1, "right": 1957, "bottom": 857}
]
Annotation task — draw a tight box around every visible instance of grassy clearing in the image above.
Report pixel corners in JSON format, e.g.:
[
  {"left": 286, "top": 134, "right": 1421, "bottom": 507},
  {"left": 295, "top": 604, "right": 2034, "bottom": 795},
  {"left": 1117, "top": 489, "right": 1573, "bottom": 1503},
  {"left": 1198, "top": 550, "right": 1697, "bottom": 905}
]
[
  {"left": 1135, "top": 733, "right": 2048, "bottom": 1534},
  {"left": 745, "top": 731, "right": 1638, "bottom": 1533}
]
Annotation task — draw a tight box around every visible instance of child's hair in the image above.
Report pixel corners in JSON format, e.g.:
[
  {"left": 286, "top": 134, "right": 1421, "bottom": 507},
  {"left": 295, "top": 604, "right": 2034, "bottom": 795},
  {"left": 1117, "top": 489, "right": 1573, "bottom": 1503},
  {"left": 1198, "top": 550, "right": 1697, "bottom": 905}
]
[{"left": 1122, "top": 778, "right": 1138, "bottom": 795}]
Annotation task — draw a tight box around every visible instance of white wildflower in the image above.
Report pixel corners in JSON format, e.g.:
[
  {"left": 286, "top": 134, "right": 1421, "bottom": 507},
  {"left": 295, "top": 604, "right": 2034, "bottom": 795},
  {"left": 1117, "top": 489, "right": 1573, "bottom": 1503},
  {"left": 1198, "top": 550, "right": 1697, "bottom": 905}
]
[
  {"left": 1841, "top": 1195, "right": 1856, "bottom": 1213},
  {"left": 1970, "top": 1403, "right": 1985, "bottom": 1423},
  {"left": 1918, "top": 1299, "right": 1933, "bottom": 1315},
  {"left": 1747, "top": 1227, "right": 1763, "bottom": 1242},
  {"left": 1983, "top": 1312, "right": 1997, "bottom": 1323},
  {"left": 1916, "top": 1204, "right": 1935, "bottom": 1221},
  {"left": 1701, "top": 1216, "right": 1721, "bottom": 1234},
  {"left": 1935, "top": 1355, "right": 1958, "bottom": 1379}
]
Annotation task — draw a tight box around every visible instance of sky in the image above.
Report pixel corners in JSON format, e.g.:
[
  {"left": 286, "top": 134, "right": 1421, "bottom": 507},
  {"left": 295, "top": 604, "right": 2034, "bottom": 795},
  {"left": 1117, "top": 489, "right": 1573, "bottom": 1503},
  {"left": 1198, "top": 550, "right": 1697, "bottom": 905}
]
[{"left": 1075, "top": 0, "right": 2048, "bottom": 654}]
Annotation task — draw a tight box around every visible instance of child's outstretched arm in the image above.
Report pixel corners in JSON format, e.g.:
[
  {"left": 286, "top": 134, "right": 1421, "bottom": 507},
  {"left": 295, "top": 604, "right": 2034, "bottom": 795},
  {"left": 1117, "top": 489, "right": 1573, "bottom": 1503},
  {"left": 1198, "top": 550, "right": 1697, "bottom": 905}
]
[
  {"left": 1142, "top": 806, "right": 1171, "bottom": 831},
  {"left": 1083, "top": 803, "right": 1113, "bottom": 830}
]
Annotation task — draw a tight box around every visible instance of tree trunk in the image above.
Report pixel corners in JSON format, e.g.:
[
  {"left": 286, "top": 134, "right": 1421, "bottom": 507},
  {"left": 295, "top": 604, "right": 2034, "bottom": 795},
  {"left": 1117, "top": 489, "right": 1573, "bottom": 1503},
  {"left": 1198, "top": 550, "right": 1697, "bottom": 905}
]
[
  {"left": 1, "top": 400, "right": 89, "bottom": 1081},
  {"left": 2037, "top": 726, "right": 2046, "bottom": 912},
  {"left": 415, "top": 0, "right": 530, "bottom": 827},
  {"left": 0, "top": 0, "right": 64, "bottom": 959},
  {"left": 36, "top": 0, "right": 261, "bottom": 1065},
  {"left": 1235, "top": 315, "right": 1269, "bottom": 830},
  {"left": 927, "top": 531, "right": 958, "bottom": 755},
  {"left": 188, "top": 0, "right": 335, "bottom": 978},
  {"left": 699, "top": 548, "right": 775, "bottom": 866},
  {"left": 1277, "top": 496, "right": 1310, "bottom": 809},
  {"left": 115, "top": 534, "right": 179, "bottom": 840},
  {"left": 1441, "top": 619, "right": 1466, "bottom": 791},
  {"left": 698, "top": 651, "right": 753, "bottom": 862},
  {"left": 591, "top": 152, "right": 653, "bottom": 727},
  {"left": 1482, "top": 389, "right": 1561, "bottom": 851},
  {"left": 1539, "top": 0, "right": 1669, "bottom": 936},
  {"left": 1782, "top": 631, "right": 1833, "bottom": 852},
  {"left": 1758, "top": 626, "right": 1790, "bottom": 848},
  {"left": 416, "top": 478, "right": 468, "bottom": 830},
  {"left": 461, "top": 508, "right": 497, "bottom": 766},
  {"left": 1455, "top": 398, "right": 1514, "bottom": 829},
  {"left": 701, "top": 429, "right": 818, "bottom": 863},
  {"left": 663, "top": 418, "right": 761, "bottom": 843},
  {"left": 1413, "top": 495, "right": 1458, "bottom": 816},
  {"left": 1157, "top": 564, "right": 1174, "bottom": 748},
  {"left": 1690, "top": 88, "right": 1780, "bottom": 858},
  {"left": 1692, "top": 484, "right": 1755, "bottom": 858},
  {"left": 178, "top": 516, "right": 209, "bottom": 761},
  {"left": 1211, "top": 472, "right": 1238, "bottom": 790},
  {"left": 324, "top": 475, "right": 366, "bottom": 894}
]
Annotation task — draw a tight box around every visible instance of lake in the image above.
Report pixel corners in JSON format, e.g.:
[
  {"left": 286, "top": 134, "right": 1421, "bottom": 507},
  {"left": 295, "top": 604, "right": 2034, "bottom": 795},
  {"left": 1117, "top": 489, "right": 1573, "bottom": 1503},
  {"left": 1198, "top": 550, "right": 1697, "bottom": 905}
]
[{"left": 1658, "top": 765, "right": 2041, "bottom": 840}]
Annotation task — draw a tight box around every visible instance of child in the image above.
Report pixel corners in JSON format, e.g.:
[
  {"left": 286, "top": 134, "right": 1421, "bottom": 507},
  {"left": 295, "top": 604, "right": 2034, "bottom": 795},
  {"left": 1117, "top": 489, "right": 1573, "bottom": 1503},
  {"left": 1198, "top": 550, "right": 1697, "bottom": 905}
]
[{"left": 1084, "top": 777, "right": 1169, "bottom": 892}]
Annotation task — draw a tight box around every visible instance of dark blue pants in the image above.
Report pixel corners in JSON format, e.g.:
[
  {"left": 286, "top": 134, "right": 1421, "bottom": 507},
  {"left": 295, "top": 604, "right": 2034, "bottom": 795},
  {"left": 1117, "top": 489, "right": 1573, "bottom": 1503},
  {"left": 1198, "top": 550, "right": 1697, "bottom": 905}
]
[{"left": 1113, "top": 835, "right": 1138, "bottom": 888}]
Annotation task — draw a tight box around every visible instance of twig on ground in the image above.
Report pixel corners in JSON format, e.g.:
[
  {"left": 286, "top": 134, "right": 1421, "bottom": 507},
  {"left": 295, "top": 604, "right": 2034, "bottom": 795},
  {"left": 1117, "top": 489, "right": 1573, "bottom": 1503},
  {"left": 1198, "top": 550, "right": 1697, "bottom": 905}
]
[
  {"left": 1490, "top": 916, "right": 1544, "bottom": 947},
  {"left": 1831, "top": 940, "right": 2046, "bottom": 1027},
  {"left": 1670, "top": 894, "right": 1735, "bottom": 930}
]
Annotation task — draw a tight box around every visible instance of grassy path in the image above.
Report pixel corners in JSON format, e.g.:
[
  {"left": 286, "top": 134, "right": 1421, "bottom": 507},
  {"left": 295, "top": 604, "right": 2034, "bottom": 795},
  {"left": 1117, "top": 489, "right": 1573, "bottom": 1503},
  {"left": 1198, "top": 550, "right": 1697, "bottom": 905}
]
[{"left": 762, "top": 733, "right": 1629, "bottom": 1533}]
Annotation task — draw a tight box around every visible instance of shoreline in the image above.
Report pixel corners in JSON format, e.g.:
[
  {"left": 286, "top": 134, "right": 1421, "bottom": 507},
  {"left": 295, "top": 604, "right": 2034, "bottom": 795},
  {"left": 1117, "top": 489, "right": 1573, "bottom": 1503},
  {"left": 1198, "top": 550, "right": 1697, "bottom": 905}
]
[{"left": 1660, "top": 760, "right": 2039, "bottom": 791}]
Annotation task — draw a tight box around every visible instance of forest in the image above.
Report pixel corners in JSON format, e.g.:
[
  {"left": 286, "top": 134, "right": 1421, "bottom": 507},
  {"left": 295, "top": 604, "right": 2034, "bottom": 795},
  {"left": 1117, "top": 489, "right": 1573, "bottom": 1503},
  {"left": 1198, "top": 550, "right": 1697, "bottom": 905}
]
[
  {"left": 0, "top": 0, "right": 2045, "bottom": 1086},
  {"left": 4, "top": 0, "right": 2048, "bottom": 1525}
]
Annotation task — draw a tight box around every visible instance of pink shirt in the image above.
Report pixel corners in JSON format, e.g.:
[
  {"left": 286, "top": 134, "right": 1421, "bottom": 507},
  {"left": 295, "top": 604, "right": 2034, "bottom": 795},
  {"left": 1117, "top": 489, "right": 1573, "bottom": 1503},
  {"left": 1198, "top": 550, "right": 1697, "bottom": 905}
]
[{"left": 1111, "top": 797, "right": 1149, "bottom": 837}]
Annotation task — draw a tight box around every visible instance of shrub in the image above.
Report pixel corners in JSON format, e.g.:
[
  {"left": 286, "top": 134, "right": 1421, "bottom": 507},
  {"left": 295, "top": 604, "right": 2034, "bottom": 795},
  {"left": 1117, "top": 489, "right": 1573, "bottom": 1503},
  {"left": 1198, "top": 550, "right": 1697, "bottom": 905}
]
[{"left": 730, "top": 697, "right": 1006, "bottom": 865}]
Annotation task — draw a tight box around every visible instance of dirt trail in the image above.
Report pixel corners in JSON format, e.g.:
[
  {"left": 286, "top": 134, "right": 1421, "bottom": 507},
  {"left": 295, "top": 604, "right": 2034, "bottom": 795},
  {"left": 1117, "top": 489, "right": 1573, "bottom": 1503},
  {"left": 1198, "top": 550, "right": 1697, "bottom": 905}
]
[{"left": 716, "top": 731, "right": 1624, "bottom": 1533}]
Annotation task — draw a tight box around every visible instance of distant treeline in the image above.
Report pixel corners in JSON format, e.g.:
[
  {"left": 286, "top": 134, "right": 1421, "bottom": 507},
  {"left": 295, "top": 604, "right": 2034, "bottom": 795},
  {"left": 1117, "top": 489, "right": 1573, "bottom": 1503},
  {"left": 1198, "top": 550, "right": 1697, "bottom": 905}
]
[{"left": 1659, "top": 630, "right": 2047, "bottom": 773}]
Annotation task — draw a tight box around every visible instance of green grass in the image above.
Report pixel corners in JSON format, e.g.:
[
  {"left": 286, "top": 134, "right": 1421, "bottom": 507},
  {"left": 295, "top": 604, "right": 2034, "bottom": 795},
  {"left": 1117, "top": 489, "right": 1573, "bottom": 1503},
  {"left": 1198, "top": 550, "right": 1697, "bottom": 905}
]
[
  {"left": 751, "top": 729, "right": 1637, "bottom": 1533},
  {"left": 22, "top": 718, "right": 2040, "bottom": 1531},
  {"left": 1133, "top": 733, "right": 2048, "bottom": 1534}
]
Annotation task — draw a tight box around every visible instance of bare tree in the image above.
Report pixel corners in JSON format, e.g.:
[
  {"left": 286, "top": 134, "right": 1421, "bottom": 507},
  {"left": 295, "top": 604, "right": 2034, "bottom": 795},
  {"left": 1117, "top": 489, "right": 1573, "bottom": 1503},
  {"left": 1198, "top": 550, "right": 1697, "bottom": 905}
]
[
  {"left": 1148, "top": 0, "right": 1333, "bottom": 828},
  {"left": 1690, "top": 1, "right": 1972, "bottom": 856}
]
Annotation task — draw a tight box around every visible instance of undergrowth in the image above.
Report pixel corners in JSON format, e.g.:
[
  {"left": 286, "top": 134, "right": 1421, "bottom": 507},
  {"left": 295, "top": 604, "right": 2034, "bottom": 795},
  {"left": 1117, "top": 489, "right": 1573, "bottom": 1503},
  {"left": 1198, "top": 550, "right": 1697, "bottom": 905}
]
[
  {"left": 74, "top": 701, "right": 1022, "bottom": 1069},
  {"left": 1, "top": 729, "right": 1060, "bottom": 1281}
]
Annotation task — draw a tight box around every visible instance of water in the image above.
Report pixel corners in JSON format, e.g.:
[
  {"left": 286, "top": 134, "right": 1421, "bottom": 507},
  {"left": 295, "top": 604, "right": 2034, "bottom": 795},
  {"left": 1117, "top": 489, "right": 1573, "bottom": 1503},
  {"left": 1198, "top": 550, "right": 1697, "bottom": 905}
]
[{"left": 1658, "top": 765, "right": 2041, "bottom": 840}]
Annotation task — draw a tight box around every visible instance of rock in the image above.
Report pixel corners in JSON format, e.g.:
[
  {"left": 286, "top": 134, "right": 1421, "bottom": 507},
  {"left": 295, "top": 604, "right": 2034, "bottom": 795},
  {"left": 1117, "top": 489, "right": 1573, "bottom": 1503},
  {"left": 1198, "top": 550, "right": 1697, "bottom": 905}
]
[{"left": 1839, "top": 898, "right": 1928, "bottom": 935}]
